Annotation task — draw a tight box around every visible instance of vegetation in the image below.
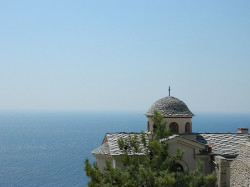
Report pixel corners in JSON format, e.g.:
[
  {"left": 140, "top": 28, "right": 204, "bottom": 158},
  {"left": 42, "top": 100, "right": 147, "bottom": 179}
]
[{"left": 85, "top": 111, "right": 216, "bottom": 187}]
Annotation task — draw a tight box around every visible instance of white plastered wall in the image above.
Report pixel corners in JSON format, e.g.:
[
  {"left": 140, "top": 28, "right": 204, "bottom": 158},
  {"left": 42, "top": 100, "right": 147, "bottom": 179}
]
[
  {"left": 94, "top": 142, "right": 210, "bottom": 175},
  {"left": 168, "top": 140, "right": 210, "bottom": 174},
  {"left": 94, "top": 155, "right": 113, "bottom": 170},
  {"left": 94, "top": 155, "right": 124, "bottom": 171}
]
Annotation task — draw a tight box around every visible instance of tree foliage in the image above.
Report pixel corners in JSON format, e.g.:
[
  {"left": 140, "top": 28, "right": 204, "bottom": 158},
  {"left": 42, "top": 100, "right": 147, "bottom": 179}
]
[{"left": 85, "top": 111, "right": 216, "bottom": 187}]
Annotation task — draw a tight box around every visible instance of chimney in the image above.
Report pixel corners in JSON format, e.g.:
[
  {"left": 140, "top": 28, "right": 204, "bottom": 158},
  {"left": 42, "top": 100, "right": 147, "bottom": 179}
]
[
  {"left": 237, "top": 128, "right": 248, "bottom": 134},
  {"left": 207, "top": 142, "right": 213, "bottom": 153},
  {"left": 208, "top": 146, "right": 212, "bottom": 153}
]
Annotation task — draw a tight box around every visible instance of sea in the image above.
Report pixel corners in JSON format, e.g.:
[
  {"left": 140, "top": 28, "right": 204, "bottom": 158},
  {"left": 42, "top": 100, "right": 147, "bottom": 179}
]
[{"left": 0, "top": 110, "right": 250, "bottom": 187}]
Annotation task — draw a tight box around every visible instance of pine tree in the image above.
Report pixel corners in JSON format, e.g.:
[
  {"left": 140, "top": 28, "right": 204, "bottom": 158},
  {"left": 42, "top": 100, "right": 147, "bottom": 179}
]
[{"left": 85, "top": 111, "right": 216, "bottom": 187}]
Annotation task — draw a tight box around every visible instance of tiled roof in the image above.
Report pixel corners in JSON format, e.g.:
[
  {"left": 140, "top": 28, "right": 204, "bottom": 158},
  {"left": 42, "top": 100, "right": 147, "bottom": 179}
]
[
  {"left": 93, "top": 132, "right": 250, "bottom": 156},
  {"left": 92, "top": 132, "right": 146, "bottom": 156},
  {"left": 92, "top": 142, "right": 110, "bottom": 155},
  {"left": 92, "top": 133, "right": 206, "bottom": 156},
  {"left": 196, "top": 133, "right": 249, "bottom": 156},
  {"left": 146, "top": 96, "right": 194, "bottom": 117}
]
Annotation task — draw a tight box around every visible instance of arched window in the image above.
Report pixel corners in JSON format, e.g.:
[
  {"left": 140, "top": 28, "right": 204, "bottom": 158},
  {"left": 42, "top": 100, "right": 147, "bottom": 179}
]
[
  {"left": 169, "top": 122, "right": 178, "bottom": 134},
  {"left": 185, "top": 122, "right": 191, "bottom": 133},
  {"left": 147, "top": 121, "right": 150, "bottom": 132},
  {"left": 171, "top": 163, "right": 184, "bottom": 172}
]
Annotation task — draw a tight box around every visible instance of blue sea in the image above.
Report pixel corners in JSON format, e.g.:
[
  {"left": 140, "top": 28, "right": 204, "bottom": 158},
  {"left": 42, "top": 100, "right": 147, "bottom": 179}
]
[{"left": 0, "top": 111, "right": 250, "bottom": 187}]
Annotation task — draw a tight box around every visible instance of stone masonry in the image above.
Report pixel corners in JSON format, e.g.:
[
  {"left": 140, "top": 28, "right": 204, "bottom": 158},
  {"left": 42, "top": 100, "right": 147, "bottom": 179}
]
[
  {"left": 230, "top": 142, "right": 250, "bottom": 187},
  {"left": 215, "top": 156, "right": 229, "bottom": 187}
]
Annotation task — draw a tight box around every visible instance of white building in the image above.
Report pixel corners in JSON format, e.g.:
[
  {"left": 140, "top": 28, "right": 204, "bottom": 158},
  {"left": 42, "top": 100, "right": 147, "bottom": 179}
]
[{"left": 92, "top": 95, "right": 250, "bottom": 187}]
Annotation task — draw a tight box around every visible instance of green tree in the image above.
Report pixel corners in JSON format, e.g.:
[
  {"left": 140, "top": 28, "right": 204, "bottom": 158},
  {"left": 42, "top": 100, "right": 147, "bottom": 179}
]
[{"left": 85, "top": 111, "right": 216, "bottom": 187}]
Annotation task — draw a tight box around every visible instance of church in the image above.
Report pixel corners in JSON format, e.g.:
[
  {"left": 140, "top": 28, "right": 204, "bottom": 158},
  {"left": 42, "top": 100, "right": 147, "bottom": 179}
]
[{"left": 92, "top": 92, "right": 250, "bottom": 187}]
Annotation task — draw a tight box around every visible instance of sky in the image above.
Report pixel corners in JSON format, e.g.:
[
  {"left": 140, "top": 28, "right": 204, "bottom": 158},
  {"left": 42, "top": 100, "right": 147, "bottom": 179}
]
[{"left": 1, "top": 0, "right": 250, "bottom": 113}]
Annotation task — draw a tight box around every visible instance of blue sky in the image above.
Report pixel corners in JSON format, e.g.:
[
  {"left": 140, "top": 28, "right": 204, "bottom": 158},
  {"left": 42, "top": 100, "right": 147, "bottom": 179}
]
[{"left": 1, "top": 0, "right": 250, "bottom": 112}]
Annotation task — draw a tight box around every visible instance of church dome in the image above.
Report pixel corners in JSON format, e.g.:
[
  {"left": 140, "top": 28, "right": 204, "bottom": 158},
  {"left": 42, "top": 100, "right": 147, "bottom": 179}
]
[{"left": 146, "top": 96, "right": 194, "bottom": 117}]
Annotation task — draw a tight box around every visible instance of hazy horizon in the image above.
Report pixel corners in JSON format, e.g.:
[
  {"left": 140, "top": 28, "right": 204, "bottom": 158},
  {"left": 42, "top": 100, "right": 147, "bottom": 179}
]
[{"left": 0, "top": 109, "right": 250, "bottom": 115}]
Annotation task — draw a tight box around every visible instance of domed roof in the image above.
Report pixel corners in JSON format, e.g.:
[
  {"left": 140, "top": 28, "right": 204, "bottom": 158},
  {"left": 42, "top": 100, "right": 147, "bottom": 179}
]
[{"left": 146, "top": 96, "right": 194, "bottom": 117}]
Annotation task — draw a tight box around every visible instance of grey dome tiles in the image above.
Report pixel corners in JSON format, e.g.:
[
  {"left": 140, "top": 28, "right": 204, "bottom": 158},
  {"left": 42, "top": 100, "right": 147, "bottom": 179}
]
[{"left": 146, "top": 96, "right": 194, "bottom": 117}]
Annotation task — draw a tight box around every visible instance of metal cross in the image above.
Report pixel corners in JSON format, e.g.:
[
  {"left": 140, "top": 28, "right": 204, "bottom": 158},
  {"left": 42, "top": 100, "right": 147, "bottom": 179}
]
[{"left": 169, "top": 86, "right": 171, "bottom": 96}]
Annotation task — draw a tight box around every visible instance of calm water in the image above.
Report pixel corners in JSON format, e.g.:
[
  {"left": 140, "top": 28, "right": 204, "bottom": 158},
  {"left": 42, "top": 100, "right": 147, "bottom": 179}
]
[{"left": 0, "top": 111, "right": 249, "bottom": 187}]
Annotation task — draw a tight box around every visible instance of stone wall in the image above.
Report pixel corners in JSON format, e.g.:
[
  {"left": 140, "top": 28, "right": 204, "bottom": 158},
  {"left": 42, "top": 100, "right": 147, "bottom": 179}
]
[
  {"left": 215, "top": 156, "right": 229, "bottom": 187},
  {"left": 230, "top": 142, "right": 250, "bottom": 187}
]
